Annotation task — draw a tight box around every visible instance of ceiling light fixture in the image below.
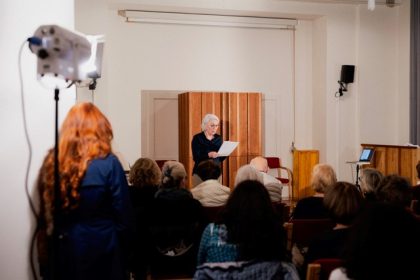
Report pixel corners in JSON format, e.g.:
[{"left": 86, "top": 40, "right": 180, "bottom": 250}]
[{"left": 118, "top": 10, "right": 297, "bottom": 30}]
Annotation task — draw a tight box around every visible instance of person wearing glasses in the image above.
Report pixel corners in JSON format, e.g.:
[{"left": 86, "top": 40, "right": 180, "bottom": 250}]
[
  {"left": 191, "top": 114, "right": 226, "bottom": 187},
  {"left": 359, "top": 168, "right": 383, "bottom": 201}
]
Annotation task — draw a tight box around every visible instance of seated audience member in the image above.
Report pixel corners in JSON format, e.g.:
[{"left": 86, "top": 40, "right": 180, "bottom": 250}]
[
  {"left": 129, "top": 157, "right": 161, "bottom": 208},
  {"left": 127, "top": 158, "right": 161, "bottom": 278},
  {"left": 300, "top": 181, "right": 364, "bottom": 278},
  {"left": 250, "top": 156, "right": 283, "bottom": 202},
  {"left": 375, "top": 174, "right": 413, "bottom": 210},
  {"left": 155, "top": 161, "right": 192, "bottom": 199},
  {"left": 191, "top": 159, "right": 230, "bottom": 207},
  {"left": 359, "top": 168, "right": 383, "bottom": 201},
  {"left": 234, "top": 164, "right": 264, "bottom": 187},
  {"left": 290, "top": 164, "right": 337, "bottom": 219},
  {"left": 329, "top": 203, "right": 420, "bottom": 280},
  {"left": 146, "top": 161, "right": 203, "bottom": 276},
  {"left": 195, "top": 180, "right": 299, "bottom": 279}
]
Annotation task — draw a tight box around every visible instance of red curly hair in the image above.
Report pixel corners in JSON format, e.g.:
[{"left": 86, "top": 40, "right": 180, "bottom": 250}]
[{"left": 38, "top": 102, "right": 113, "bottom": 235}]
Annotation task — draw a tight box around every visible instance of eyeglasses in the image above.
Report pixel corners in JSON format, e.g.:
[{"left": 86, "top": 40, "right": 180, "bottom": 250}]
[{"left": 208, "top": 124, "right": 219, "bottom": 128}]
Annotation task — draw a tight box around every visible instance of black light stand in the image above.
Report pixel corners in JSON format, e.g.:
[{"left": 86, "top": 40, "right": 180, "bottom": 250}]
[
  {"left": 51, "top": 88, "right": 61, "bottom": 280},
  {"left": 355, "top": 164, "right": 361, "bottom": 192}
]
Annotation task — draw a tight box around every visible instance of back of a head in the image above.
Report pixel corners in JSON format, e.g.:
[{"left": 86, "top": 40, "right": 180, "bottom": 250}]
[
  {"left": 56, "top": 102, "right": 113, "bottom": 212},
  {"left": 129, "top": 158, "right": 161, "bottom": 188},
  {"left": 234, "top": 165, "right": 263, "bottom": 187},
  {"left": 219, "top": 180, "right": 286, "bottom": 261},
  {"left": 323, "top": 181, "right": 364, "bottom": 225},
  {"left": 343, "top": 203, "right": 420, "bottom": 280},
  {"left": 160, "top": 161, "right": 187, "bottom": 189},
  {"left": 376, "top": 174, "right": 413, "bottom": 208},
  {"left": 311, "top": 164, "right": 337, "bottom": 193},
  {"left": 361, "top": 168, "right": 384, "bottom": 195},
  {"left": 197, "top": 159, "right": 221, "bottom": 181},
  {"left": 249, "top": 157, "right": 267, "bottom": 172},
  {"left": 60, "top": 102, "right": 113, "bottom": 159}
]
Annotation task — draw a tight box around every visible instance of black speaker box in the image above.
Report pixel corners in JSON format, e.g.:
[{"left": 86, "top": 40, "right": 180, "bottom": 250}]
[{"left": 340, "top": 65, "right": 355, "bottom": 84}]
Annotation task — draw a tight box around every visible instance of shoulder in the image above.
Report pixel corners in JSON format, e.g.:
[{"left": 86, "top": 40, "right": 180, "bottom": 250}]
[
  {"left": 89, "top": 153, "right": 121, "bottom": 169},
  {"left": 193, "top": 132, "right": 204, "bottom": 140}
]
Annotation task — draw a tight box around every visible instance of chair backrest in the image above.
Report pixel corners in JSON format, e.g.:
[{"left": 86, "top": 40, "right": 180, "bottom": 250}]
[
  {"left": 306, "top": 259, "right": 343, "bottom": 280},
  {"left": 265, "top": 157, "right": 293, "bottom": 202},
  {"left": 265, "top": 157, "right": 282, "bottom": 176},
  {"left": 273, "top": 202, "right": 290, "bottom": 224},
  {"left": 286, "top": 219, "right": 336, "bottom": 249},
  {"left": 202, "top": 206, "right": 224, "bottom": 224}
]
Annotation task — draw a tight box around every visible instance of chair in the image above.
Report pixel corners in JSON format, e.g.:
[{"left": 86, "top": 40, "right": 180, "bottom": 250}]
[
  {"left": 202, "top": 206, "right": 224, "bottom": 224},
  {"left": 265, "top": 157, "right": 293, "bottom": 202},
  {"left": 306, "top": 259, "right": 343, "bottom": 280},
  {"left": 272, "top": 202, "right": 290, "bottom": 224},
  {"left": 284, "top": 219, "right": 336, "bottom": 251}
]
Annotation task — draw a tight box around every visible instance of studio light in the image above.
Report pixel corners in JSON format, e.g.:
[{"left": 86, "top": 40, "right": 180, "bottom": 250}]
[{"left": 28, "top": 25, "right": 104, "bottom": 89}]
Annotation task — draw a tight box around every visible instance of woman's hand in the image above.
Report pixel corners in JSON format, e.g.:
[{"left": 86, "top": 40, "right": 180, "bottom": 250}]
[{"left": 208, "top": 152, "right": 220, "bottom": 158}]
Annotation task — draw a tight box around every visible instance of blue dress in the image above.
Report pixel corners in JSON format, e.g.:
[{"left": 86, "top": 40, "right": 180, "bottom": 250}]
[{"left": 55, "top": 153, "right": 134, "bottom": 280}]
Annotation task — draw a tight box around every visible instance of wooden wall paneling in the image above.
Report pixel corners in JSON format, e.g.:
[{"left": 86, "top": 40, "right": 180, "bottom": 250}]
[
  {"left": 401, "top": 148, "right": 415, "bottom": 180},
  {"left": 201, "top": 92, "right": 223, "bottom": 123},
  {"left": 293, "top": 150, "right": 319, "bottom": 201},
  {"left": 226, "top": 93, "right": 249, "bottom": 189},
  {"left": 178, "top": 93, "right": 188, "bottom": 171},
  {"left": 221, "top": 93, "right": 230, "bottom": 187},
  {"left": 228, "top": 92, "right": 248, "bottom": 155},
  {"left": 247, "top": 93, "right": 262, "bottom": 157},
  {"left": 385, "top": 148, "right": 400, "bottom": 175},
  {"left": 178, "top": 92, "right": 202, "bottom": 189},
  {"left": 361, "top": 144, "right": 420, "bottom": 185}
]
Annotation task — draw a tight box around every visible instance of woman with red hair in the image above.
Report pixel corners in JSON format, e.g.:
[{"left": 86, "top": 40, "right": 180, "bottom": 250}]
[{"left": 36, "top": 102, "right": 134, "bottom": 280}]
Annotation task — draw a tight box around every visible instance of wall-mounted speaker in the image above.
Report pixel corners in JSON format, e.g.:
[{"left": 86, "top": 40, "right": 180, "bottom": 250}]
[{"left": 340, "top": 65, "right": 355, "bottom": 84}]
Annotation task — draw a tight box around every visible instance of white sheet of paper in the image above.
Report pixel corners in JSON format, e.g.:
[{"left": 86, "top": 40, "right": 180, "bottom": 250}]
[{"left": 217, "top": 141, "right": 239, "bottom": 157}]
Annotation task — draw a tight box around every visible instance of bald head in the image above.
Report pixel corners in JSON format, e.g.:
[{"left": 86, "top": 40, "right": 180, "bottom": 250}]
[{"left": 250, "top": 156, "right": 268, "bottom": 173}]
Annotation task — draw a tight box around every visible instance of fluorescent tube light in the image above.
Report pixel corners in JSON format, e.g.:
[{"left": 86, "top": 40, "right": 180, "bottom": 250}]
[{"left": 118, "top": 10, "right": 297, "bottom": 29}]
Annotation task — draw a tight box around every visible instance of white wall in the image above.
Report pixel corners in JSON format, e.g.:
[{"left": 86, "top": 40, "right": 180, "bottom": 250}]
[
  {"left": 0, "top": 0, "right": 75, "bottom": 279},
  {"left": 75, "top": 0, "right": 410, "bottom": 182},
  {"left": 105, "top": 10, "right": 296, "bottom": 166},
  {"left": 397, "top": 0, "right": 410, "bottom": 144}
]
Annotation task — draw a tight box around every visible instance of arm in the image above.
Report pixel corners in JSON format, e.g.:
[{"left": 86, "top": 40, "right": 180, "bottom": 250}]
[{"left": 192, "top": 134, "right": 211, "bottom": 163}]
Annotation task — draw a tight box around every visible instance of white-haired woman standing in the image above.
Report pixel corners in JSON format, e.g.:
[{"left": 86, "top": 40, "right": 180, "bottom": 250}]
[{"left": 191, "top": 114, "right": 226, "bottom": 187}]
